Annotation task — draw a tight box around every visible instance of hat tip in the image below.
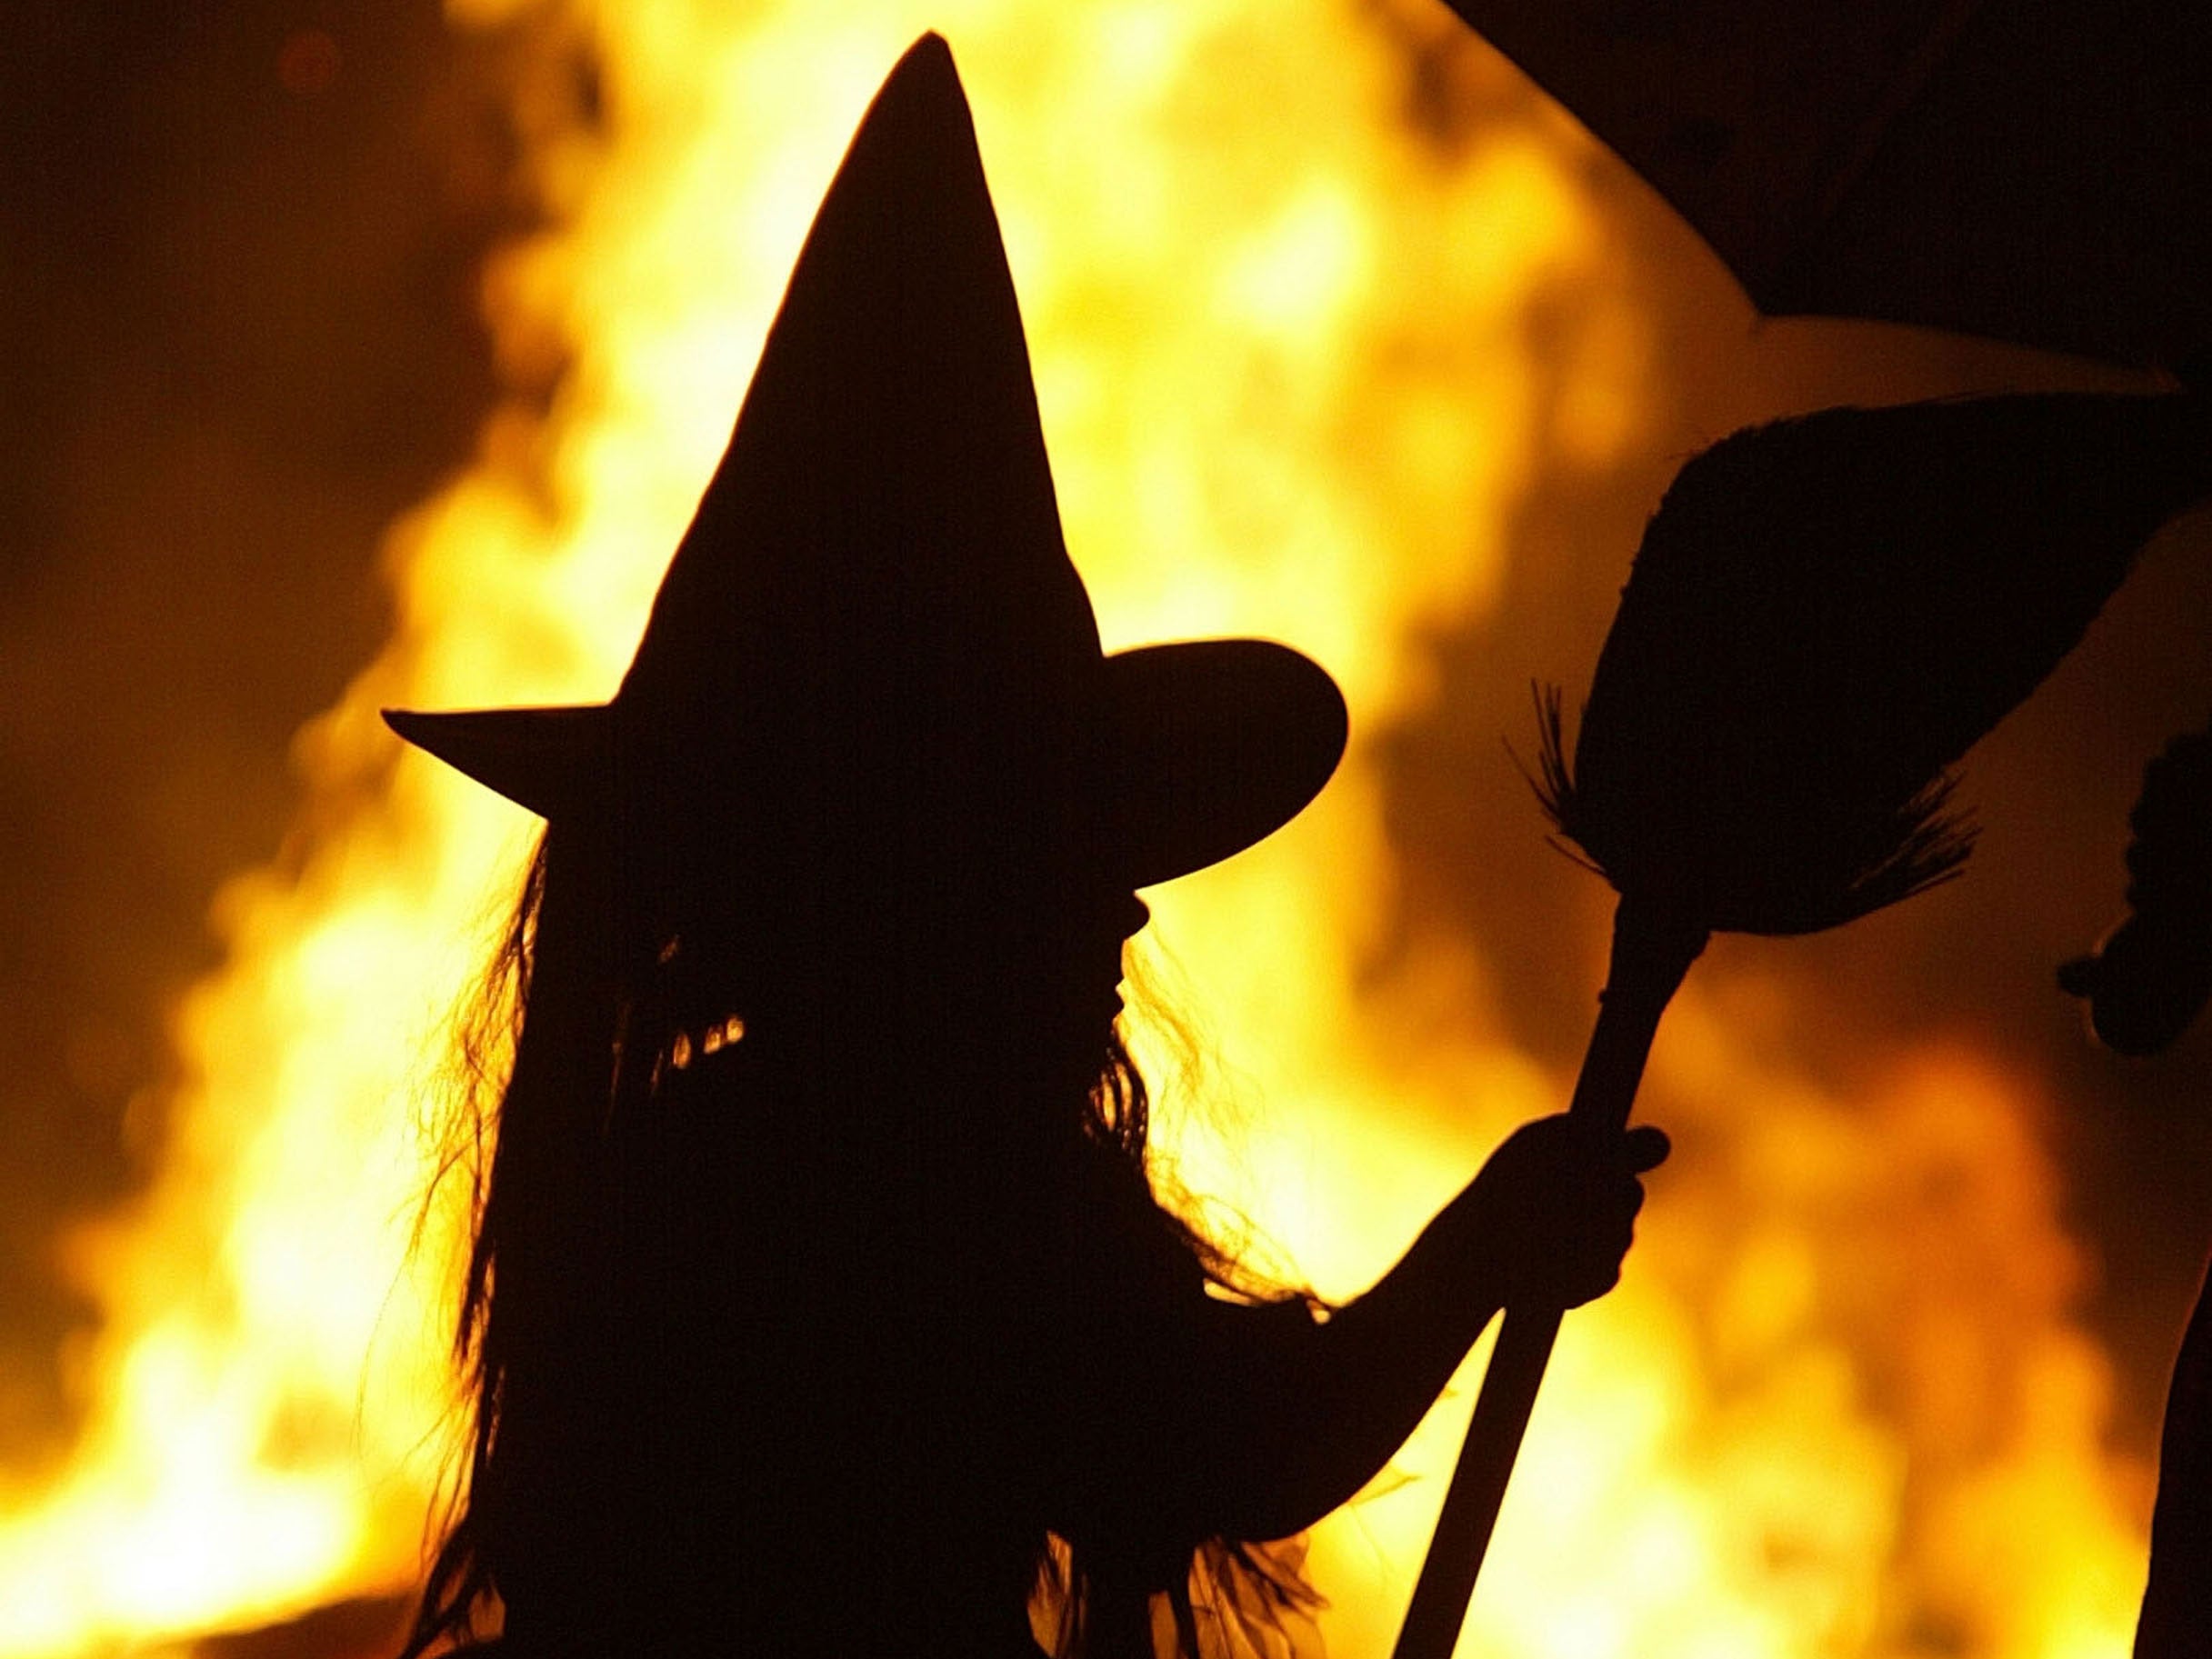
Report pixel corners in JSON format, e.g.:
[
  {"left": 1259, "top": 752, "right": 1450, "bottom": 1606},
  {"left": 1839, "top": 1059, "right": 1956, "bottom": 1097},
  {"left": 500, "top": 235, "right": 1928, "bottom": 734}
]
[
  {"left": 891, "top": 31, "right": 960, "bottom": 89},
  {"left": 852, "top": 34, "right": 976, "bottom": 169}
]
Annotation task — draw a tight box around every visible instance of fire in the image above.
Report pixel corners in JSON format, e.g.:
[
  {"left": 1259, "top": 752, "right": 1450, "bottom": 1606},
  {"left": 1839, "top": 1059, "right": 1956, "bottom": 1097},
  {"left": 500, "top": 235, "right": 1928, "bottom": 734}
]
[{"left": 0, "top": 2, "right": 2157, "bottom": 1656}]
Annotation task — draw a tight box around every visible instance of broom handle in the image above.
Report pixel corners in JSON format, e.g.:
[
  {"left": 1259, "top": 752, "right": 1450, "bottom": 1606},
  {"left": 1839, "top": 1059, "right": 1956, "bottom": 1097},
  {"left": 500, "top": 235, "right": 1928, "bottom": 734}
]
[{"left": 1390, "top": 902, "right": 1703, "bottom": 1659}]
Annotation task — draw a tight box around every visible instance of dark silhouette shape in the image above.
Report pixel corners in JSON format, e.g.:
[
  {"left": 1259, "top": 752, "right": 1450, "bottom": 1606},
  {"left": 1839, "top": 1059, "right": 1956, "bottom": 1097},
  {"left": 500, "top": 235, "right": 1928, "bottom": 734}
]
[
  {"left": 2062, "top": 719, "right": 2212, "bottom": 1055},
  {"left": 1396, "top": 390, "right": 2212, "bottom": 1659},
  {"left": 385, "top": 36, "right": 1664, "bottom": 1659},
  {"left": 1432, "top": 0, "right": 2212, "bottom": 367},
  {"left": 2139, "top": 1252, "right": 2212, "bottom": 1656},
  {"left": 1545, "top": 394, "right": 2212, "bottom": 937}
]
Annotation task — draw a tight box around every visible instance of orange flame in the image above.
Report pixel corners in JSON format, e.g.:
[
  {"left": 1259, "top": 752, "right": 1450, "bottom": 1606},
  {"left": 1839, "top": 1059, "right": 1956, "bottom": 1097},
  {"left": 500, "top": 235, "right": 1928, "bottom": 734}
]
[{"left": 0, "top": 3, "right": 2154, "bottom": 1656}]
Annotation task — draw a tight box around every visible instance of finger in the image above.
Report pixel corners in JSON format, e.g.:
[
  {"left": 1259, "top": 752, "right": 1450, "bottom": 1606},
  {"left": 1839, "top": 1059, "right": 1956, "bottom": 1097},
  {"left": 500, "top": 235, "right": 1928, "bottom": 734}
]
[
  {"left": 1623, "top": 1124, "right": 1671, "bottom": 1174},
  {"left": 1594, "top": 1168, "right": 1645, "bottom": 1215},
  {"left": 1564, "top": 1263, "right": 1622, "bottom": 1309}
]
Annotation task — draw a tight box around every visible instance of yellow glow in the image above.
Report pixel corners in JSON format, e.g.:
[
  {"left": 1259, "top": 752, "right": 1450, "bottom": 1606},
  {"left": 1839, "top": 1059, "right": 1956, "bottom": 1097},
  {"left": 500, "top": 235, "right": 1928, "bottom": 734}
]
[{"left": 0, "top": 3, "right": 2154, "bottom": 1656}]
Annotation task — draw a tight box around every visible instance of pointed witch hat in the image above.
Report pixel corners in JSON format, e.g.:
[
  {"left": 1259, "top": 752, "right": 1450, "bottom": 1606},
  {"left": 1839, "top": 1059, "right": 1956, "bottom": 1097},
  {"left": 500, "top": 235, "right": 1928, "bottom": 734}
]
[{"left": 385, "top": 35, "right": 1344, "bottom": 893}]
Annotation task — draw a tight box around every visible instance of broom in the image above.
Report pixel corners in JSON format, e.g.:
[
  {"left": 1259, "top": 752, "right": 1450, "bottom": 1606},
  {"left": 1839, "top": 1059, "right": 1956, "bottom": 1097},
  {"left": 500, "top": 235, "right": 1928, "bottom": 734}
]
[{"left": 1394, "top": 387, "right": 2212, "bottom": 1659}]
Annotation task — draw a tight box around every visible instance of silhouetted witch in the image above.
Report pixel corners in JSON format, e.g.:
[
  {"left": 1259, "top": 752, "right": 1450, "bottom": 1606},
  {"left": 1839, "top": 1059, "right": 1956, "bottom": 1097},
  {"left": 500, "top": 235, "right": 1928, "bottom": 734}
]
[{"left": 386, "top": 37, "right": 1660, "bottom": 1659}]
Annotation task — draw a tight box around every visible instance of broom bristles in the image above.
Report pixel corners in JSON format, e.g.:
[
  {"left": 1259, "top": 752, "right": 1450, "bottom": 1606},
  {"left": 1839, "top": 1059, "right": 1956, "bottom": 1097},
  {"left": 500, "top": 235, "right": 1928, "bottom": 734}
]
[
  {"left": 1529, "top": 390, "right": 2212, "bottom": 938},
  {"left": 1530, "top": 683, "right": 1977, "bottom": 934}
]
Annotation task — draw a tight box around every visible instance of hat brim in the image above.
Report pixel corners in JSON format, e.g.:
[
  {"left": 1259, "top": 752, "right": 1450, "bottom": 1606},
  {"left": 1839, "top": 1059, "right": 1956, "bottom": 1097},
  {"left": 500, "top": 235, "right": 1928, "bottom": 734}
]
[
  {"left": 384, "top": 637, "right": 1344, "bottom": 888},
  {"left": 1096, "top": 639, "right": 1346, "bottom": 885}
]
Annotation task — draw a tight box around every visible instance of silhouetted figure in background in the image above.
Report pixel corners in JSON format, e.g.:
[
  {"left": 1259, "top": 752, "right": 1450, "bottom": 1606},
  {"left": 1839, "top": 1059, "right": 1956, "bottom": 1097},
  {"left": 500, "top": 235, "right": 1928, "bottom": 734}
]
[
  {"left": 386, "top": 37, "right": 1661, "bottom": 1659},
  {"left": 2064, "top": 719, "right": 2212, "bottom": 1057},
  {"left": 2100, "top": 741, "right": 2212, "bottom": 1654},
  {"left": 2139, "top": 1254, "right": 2212, "bottom": 1656}
]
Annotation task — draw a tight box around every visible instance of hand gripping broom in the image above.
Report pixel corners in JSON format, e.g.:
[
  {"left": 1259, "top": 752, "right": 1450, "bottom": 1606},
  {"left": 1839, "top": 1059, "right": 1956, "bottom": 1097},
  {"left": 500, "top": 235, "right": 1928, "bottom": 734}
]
[{"left": 1394, "top": 388, "right": 2212, "bottom": 1659}]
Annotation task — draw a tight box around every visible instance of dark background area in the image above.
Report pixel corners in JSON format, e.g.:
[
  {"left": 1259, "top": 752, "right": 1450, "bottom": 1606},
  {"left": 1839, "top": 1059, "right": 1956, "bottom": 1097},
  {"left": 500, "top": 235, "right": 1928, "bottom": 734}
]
[
  {"left": 0, "top": 0, "right": 544, "bottom": 1477},
  {"left": 2, "top": 6, "right": 2207, "bottom": 1630}
]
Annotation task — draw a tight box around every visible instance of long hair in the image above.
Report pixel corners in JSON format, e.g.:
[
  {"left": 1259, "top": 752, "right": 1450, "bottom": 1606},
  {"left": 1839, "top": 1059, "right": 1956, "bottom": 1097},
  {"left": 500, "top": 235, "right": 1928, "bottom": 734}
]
[{"left": 401, "top": 826, "right": 1319, "bottom": 1659}]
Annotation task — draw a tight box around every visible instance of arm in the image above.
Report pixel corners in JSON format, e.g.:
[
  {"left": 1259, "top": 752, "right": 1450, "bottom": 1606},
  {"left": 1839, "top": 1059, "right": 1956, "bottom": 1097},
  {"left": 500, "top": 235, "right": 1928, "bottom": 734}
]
[
  {"left": 1196, "top": 1114, "right": 1667, "bottom": 1540},
  {"left": 1056, "top": 1115, "right": 1667, "bottom": 1551}
]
